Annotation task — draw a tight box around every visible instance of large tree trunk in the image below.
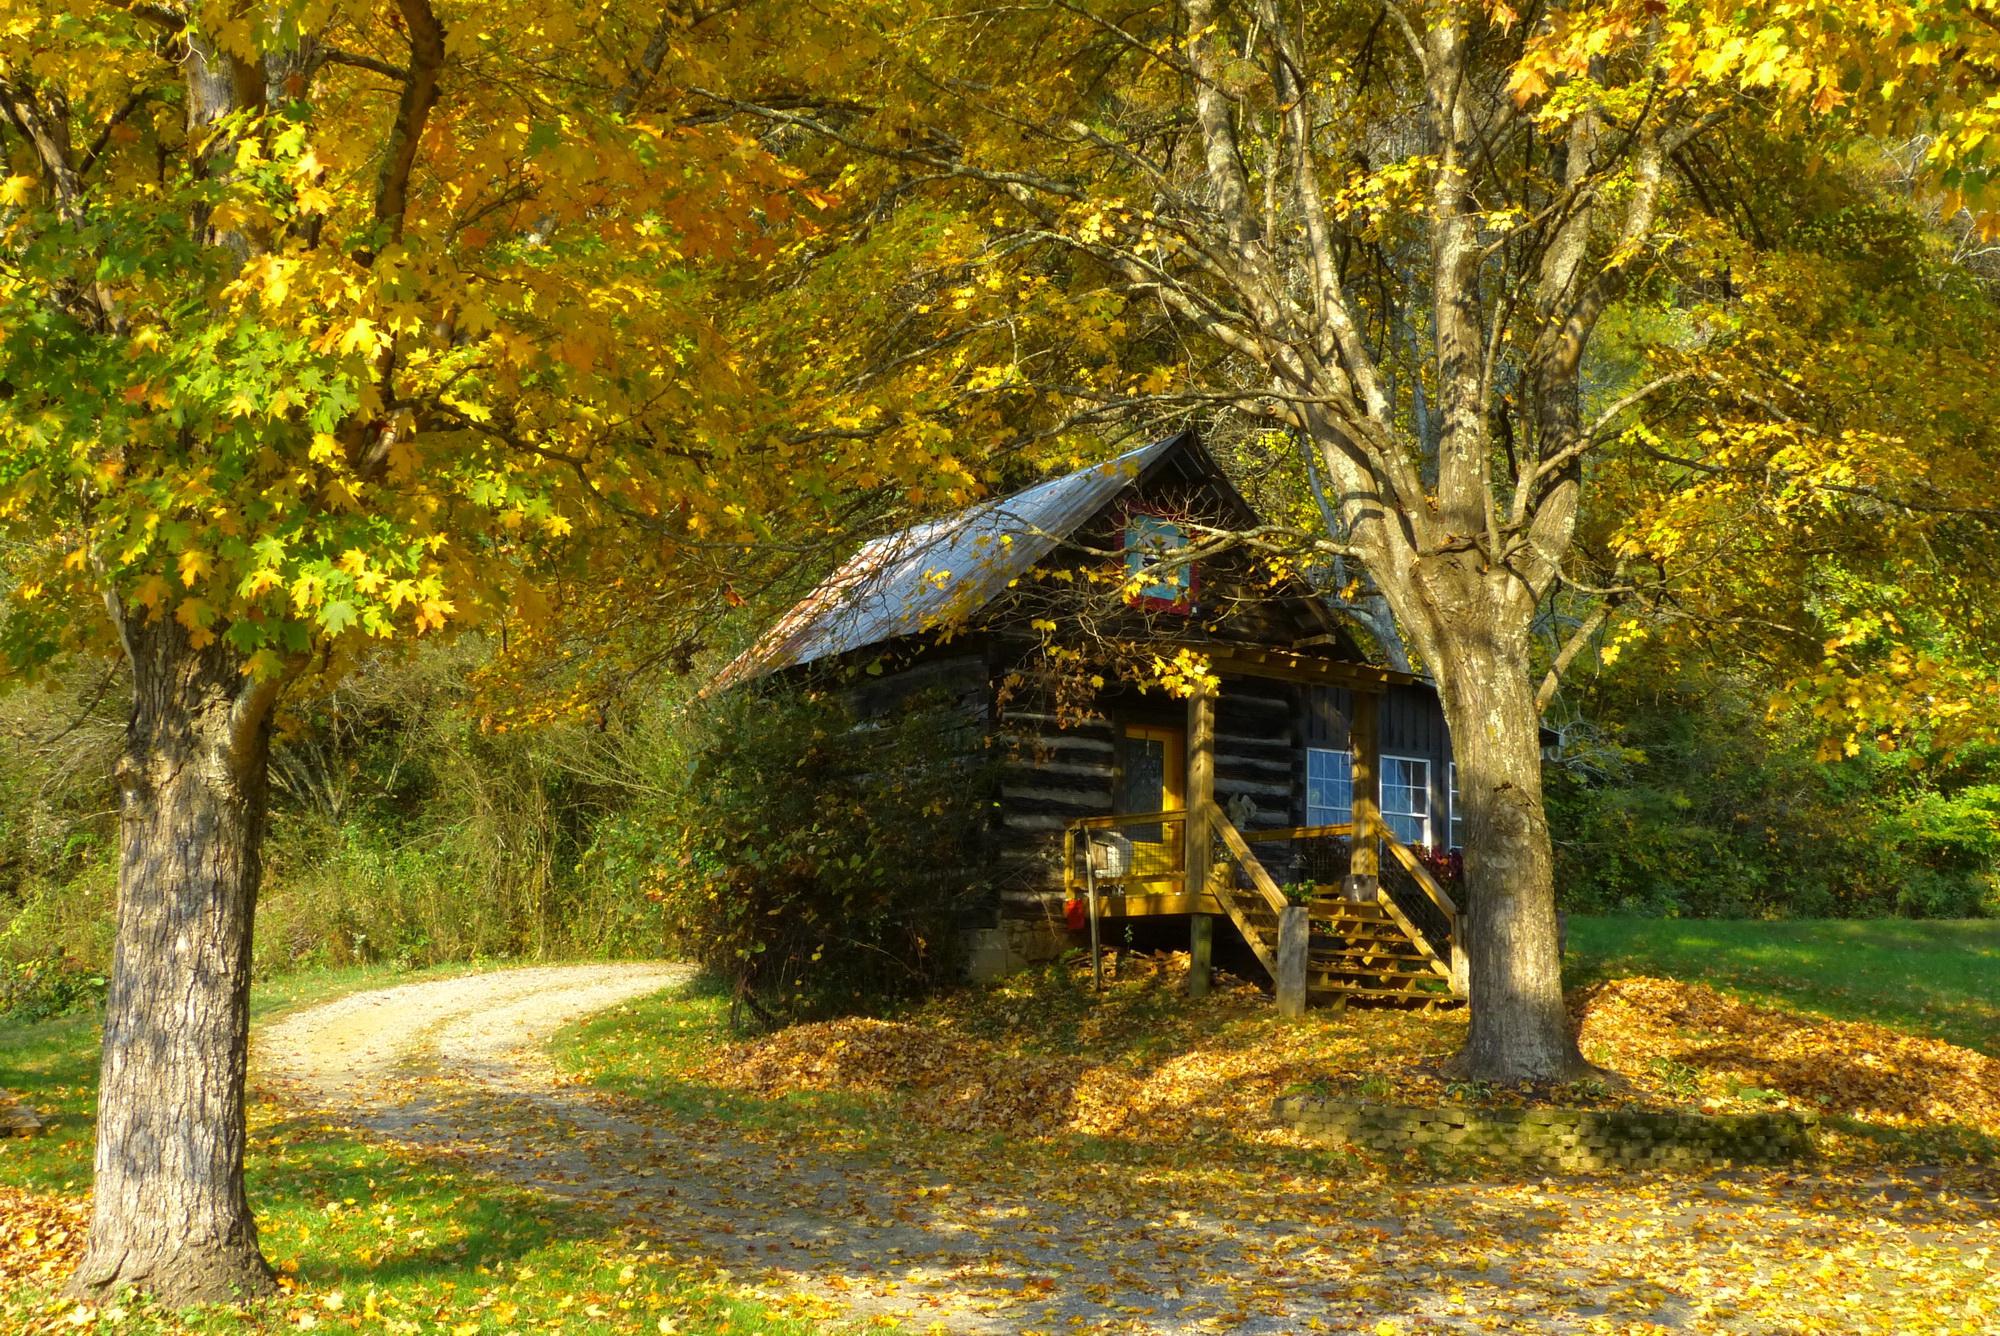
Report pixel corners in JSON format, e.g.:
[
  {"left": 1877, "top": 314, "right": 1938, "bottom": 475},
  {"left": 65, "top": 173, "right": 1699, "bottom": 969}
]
[
  {"left": 68, "top": 617, "right": 281, "bottom": 1305},
  {"left": 1427, "top": 599, "right": 1590, "bottom": 1083}
]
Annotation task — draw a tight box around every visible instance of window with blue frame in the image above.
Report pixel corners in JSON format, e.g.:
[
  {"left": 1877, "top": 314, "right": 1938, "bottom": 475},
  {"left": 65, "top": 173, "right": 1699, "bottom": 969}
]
[
  {"left": 1123, "top": 514, "right": 1194, "bottom": 610},
  {"left": 1305, "top": 747, "right": 1352, "bottom": 826}
]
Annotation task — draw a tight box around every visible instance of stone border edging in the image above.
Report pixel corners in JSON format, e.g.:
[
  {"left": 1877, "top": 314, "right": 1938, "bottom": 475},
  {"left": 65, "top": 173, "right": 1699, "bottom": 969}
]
[{"left": 1274, "top": 1095, "right": 1816, "bottom": 1169}]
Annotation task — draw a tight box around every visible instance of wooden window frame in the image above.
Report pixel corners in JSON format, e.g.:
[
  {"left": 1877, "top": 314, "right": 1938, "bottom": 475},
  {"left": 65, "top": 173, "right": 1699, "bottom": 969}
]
[
  {"left": 1379, "top": 753, "right": 1433, "bottom": 848},
  {"left": 1304, "top": 745, "right": 1353, "bottom": 827},
  {"left": 1448, "top": 761, "right": 1464, "bottom": 851}
]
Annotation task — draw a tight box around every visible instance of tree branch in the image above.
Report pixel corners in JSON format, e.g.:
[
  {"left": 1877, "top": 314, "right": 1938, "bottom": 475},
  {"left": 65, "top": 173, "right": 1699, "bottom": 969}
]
[
  {"left": 1535, "top": 600, "right": 1612, "bottom": 714},
  {"left": 372, "top": 0, "right": 446, "bottom": 248}
]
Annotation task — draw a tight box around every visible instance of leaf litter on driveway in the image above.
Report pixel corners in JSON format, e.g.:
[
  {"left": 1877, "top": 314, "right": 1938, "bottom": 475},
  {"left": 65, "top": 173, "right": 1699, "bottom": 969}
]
[{"left": 256, "top": 964, "right": 1999, "bottom": 1335}]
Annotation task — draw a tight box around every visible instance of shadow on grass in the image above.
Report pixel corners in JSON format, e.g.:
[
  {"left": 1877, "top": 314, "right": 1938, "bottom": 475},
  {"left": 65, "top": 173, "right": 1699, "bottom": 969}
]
[{"left": 245, "top": 1111, "right": 627, "bottom": 1289}]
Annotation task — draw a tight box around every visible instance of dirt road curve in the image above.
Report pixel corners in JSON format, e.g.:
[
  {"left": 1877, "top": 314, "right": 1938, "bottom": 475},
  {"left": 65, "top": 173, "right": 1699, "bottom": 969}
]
[
  {"left": 254, "top": 965, "right": 1997, "bottom": 1336},
  {"left": 261, "top": 964, "right": 692, "bottom": 1124}
]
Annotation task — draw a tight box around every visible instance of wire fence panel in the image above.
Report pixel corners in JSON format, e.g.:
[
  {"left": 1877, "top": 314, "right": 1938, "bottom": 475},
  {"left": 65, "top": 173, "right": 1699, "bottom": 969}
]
[{"left": 1380, "top": 851, "right": 1455, "bottom": 962}]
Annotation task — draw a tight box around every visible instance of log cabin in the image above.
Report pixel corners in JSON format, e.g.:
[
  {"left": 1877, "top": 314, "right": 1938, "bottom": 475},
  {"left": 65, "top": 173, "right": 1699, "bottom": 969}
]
[{"left": 718, "top": 429, "right": 1469, "bottom": 1009}]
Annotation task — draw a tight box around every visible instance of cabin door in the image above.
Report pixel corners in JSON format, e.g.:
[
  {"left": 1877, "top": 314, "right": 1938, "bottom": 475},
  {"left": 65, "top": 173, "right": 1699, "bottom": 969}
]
[{"left": 1119, "top": 722, "right": 1185, "bottom": 882}]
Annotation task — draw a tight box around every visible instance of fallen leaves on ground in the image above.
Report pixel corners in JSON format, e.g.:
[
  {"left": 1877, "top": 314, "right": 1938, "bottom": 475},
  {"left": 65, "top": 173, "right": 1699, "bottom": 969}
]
[
  {"left": 0, "top": 1187, "right": 86, "bottom": 1288},
  {"left": 11, "top": 963, "right": 1997, "bottom": 1335},
  {"left": 570, "top": 966, "right": 2000, "bottom": 1334},
  {"left": 710, "top": 956, "right": 2000, "bottom": 1161},
  {"left": 1575, "top": 976, "right": 2000, "bottom": 1139}
]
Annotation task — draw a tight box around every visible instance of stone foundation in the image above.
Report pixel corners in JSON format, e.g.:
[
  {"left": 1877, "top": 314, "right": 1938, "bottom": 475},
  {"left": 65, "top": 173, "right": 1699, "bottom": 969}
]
[
  {"left": 1274, "top": 1096, "right": 1815, "bottom": 1170},
  {"left": 963, "top": 917, "right": 1071, "bottom": 982}
]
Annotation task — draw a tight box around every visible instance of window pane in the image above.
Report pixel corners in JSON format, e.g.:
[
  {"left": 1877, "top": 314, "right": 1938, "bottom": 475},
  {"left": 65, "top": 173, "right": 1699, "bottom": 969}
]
[
  {"left": 1380, "top": 756, "right": 1430, "bottom": 847},
  {"left": 1306, "top": 748, "right": 1351, "bottom": 826},
  {"left": 1123, "top": 736, "right": 1166, "bottom": 842},
  {"left": 1124, "top": 515, "right": 1191, "bottom": 604}
]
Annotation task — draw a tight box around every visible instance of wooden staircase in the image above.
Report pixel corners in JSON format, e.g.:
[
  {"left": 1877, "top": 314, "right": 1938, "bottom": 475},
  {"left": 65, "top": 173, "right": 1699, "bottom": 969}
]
[
  {"left": 1061, "top": 801, "right": 1464, "bottom": 1011},
  {"left": 1304, "top": 898, "right": 1457, "bottom": 1006},
  {"left": 1204, "top": 804, "right": 1462, "bottom": 1010}
]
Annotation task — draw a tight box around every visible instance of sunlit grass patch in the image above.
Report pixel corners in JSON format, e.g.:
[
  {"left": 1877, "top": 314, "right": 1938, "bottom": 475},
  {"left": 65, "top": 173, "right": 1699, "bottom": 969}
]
[{"left": 1566, "top": 916, "right": 2000, "bottom": 1054}]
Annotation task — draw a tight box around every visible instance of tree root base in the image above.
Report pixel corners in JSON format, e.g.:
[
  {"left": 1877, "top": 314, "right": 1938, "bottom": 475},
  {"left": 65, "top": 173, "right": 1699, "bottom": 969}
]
[{"left": 66, "top": 1243, "right": 278, "bottom": 1308}]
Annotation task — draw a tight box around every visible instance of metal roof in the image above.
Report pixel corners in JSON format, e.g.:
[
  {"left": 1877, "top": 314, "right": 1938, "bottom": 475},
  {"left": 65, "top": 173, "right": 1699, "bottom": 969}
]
[{"left": 715, "top": 433, "right": 1184, "bottom": 688}]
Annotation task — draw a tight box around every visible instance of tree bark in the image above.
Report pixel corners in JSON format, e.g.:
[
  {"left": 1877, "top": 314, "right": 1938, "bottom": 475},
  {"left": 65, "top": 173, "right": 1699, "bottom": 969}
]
[
  {"left": 68, "top": 616, "right": 281, "bottom": 1305},
  {"left": 1426, "top": 597, "right": 1590, "bottom": 1083}
]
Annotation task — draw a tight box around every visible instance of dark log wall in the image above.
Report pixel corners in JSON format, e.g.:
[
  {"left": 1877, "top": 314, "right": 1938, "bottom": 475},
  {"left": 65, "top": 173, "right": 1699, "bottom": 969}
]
[
  {"left": 825, "top": 647, "right": 1002, "bottom": 923},
  {"left": 838, "top": 648, "right": 991, "bottom": 723},
  {"left": 1213, "top": 678, "right": 1297, "bottom": 831},
  {"left": 992, "top": 698, "right": 1115, "bottom": 915},
  {"left": 818, "top": 647, "right": 1460, "bottom": 928}
]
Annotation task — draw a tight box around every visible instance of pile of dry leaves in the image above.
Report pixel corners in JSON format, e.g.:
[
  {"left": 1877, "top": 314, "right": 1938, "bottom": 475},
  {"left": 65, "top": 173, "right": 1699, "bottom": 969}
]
[
  {"left": 1574, "top": 975, "right": 2000, "bottom": 1135},
  {"left": 710, "top": 958, "right": 2000, "bottom": 1155},
  {"left": 0, "top": 1188, "right": 86, "bottom": 1290}
]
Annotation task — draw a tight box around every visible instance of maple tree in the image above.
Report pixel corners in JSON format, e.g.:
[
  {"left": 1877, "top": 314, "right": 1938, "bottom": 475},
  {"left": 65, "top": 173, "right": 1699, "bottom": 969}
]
[
  {"left": 691, "top": 0, "right": 2000, "bottom": 1081},
  {"left": 0, "top": 0, "right": 851, "bottom": 1303},
  {"left": 1581, "top": 170, "right": 2000, "bottom": 758}
]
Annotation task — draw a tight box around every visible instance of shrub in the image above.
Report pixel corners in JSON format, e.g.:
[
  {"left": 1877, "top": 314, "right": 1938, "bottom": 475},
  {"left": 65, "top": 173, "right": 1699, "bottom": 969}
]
[
  {"left": 1876, "top": 784, "right": 2000, "bottom": 918},
  {"left": 1547, "top": 662, "right": 1998, "bottom": 920},
  {"left": 640, "top": 682, "right": 994, "bottom": 1021}
]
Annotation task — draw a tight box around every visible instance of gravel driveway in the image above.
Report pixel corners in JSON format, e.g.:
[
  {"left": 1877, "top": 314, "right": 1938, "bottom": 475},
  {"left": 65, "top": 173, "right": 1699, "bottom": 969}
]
[{"left": 253, "top": 965, "right": 1999, "bottom": 1336}]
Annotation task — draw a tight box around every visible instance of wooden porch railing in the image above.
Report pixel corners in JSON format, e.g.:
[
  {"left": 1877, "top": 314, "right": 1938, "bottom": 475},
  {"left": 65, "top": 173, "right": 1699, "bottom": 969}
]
[
  {"left": 1203, "top": 800, "right": 1289, "bottom": 971},
  {"left": 1382, "top": 833, "right": 1459, "bottom": 936},
  {"left": 1061, "top": 808, "right": 1189, "bottom": 988},
  {"left": 1059, "top": 804, "right": 1464, "bottom": 1005}
]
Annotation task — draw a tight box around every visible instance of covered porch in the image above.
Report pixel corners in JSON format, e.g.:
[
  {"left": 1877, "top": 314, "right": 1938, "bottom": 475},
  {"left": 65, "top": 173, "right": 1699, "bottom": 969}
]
[{"left": 1059, "top": 646, "right": 1466, "bottom": 1011}]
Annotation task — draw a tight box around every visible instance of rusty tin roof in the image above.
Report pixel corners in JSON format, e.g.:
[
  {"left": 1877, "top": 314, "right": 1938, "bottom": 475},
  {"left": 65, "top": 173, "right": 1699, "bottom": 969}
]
[{"left": 715, "top": 432, "right": 1187, "bottom": 688}]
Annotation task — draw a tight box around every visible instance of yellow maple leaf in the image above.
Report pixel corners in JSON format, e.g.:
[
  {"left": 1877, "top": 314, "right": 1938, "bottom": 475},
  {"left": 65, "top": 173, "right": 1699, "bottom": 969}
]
[
  {"left": 178, "top": 548, "right": 213, "bottom": 588},
  {"left": 174, "top": 598, "right": 215, "bottom": 649},
  {"left": 131, "top": 574, "right": 170, "bottom": 611},
  {"left": 337, "top": 318, "right": 383, "bottom": 358}
]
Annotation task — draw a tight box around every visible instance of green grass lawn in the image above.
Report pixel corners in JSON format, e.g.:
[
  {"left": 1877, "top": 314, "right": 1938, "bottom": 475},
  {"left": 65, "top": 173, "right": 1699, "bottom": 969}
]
[
  {"left": 0, "top": 967, "right": 819, "bottom": 1336},
  {"left": 1566, "top": 917, "right": 2000, "bottom": 1055}
]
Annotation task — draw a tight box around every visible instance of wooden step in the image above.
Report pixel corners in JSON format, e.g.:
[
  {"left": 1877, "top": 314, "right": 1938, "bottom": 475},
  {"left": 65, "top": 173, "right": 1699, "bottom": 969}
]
[
  {"left": 1311, "top": 961, "right": 1434, "bottom": 981},
  {"left": 1310, "top": 939, "right": 1432, "bottom": 960},
  {"left": 1308, "top": 981, "right": 1457, "bottom": 1002},
  {"left": 1312, "top": 928, "right": 1424, "bottom": 948},
  {"left": 1310, "top": 947, "right": 1435, "bottom": 967},
  {"left": 1310, "top": 970, "right": 1443, "bottom": 991},
  {"left": 1306, "top": 901, "right": 1387, "bottom": 920},
  {"left": 1310, "top": 939, "right": 1431, "bottom": 959},
  {"left": 1312, "top": 956, "right": 1440, "bottom": 976}
]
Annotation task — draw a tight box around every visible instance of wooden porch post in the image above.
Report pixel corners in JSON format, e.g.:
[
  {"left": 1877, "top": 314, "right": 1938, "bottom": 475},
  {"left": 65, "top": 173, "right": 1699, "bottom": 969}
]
[
  {"left": 1275, "top": 905, "right": 1309, "bottom": 1018},
  {"left": 1347, "top": 690, "right": 1381, "bottom": 903},
  {"left": 1186, "top": 682, "right": 1216, "bottom": 997},
  {"left": 1189, "top": 913, "right": 1214, "bottom": 999}
]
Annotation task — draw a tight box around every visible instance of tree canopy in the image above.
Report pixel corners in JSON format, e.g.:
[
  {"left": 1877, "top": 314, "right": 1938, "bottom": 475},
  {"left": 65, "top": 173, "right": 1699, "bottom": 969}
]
[{"left": 4, "top": 0, "right": 2000, "bottom": 1304}]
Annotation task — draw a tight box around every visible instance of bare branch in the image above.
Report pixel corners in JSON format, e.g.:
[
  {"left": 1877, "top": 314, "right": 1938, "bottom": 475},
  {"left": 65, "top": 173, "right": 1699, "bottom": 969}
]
[
  {"left": 316, "top": 47, "right": 409, "bottom": 82},
  {"left": 1535, "top": 601, "right": 1612, "bottom": 714}
]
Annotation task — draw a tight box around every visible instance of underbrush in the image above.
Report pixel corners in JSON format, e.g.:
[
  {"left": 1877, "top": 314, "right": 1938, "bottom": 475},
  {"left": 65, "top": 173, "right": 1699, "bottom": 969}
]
[{"left": 1, "top": 645, "right": 669, "bottom": 1021}]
